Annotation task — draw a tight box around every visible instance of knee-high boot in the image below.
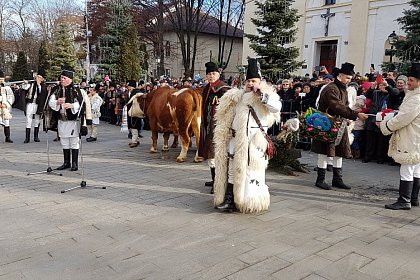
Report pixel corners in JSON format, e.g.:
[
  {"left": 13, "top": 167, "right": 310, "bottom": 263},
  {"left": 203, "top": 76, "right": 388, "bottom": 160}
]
[
  {"left": 4, "top": 126, "right": 13, "bottom": 143},
  {"left": 24, "top": 128, "right": 31, "bottom": 143},
  {"left": 57, "top": 149, "right": 71, "bottom": 170},
  {"left": 385, "top": 180, "right": 413, "bottom": 210},
  {"left": 205, "top": 167, "right": 215, "bottom": 186},
  {"left": 332, "top": 168, "right": 351, "bottom": 189},
  {"left": 34, "top": 126, "right": 40, "bottom": 142},
  {"left": 315, "top": 168, "right": 331, "bottom": 190},
  {"left": 216, "top": 183, "right": 234, "bottom": 212},
  {"left": 411, "top": 178, "right": 420, "bottom": 207},
  {"left": 71, "top": 149, "right": 79, "bottom": 171}
]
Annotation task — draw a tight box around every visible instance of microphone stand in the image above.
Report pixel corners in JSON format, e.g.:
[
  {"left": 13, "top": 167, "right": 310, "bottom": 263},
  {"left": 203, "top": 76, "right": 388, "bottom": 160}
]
[
  {"left": 61, "top": 94, "right": 106, "bottom": 193},
  {"left": 27, "top": 86, "right": 62, "bottom": 176}
]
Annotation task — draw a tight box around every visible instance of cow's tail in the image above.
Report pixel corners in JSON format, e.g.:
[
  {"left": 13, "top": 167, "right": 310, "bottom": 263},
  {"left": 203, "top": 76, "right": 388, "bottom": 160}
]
[{"left": 190, "top": 89, "right": 202, "bottom": 114}]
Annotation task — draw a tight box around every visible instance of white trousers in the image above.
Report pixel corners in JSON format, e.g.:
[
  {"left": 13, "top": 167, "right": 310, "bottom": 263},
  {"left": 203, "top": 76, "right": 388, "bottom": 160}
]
[
  {"left": 400, "top": 164, "right": 420, "bottom": 181},
  {"left": 208, "top": 158, "right": 215, "bottom": 168},
  {"left": 87, "top": 124, "right": 97, "bottom": 138},
  {"left": 26, "top": 114, "right": 41, "bottom": 128},
  {"left": 130, "top": 128, "right": 138, "bottom": 143},
  {"left": 1, "top": 119, "right": 10, "bottom": 127},
  {"left": 60, "top": 137, "right": 80, "bottom": 149},
  {"left": 318, "top": 154, "right": 342, "bottom": 169}
]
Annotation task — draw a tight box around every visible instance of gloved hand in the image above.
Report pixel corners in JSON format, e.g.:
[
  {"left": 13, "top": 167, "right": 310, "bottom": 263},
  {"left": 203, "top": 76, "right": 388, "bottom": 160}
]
[{"left": 80, "top": 126, "right": 88, "bottom": 136}]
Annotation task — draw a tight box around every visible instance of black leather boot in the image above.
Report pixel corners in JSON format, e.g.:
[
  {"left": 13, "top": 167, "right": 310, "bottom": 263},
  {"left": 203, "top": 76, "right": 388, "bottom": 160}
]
[
  {"left": 217, "top": 183, "right": 234, "bottom": 212},
  {"left": 205, "top": 167, "right": 215, "bottom": 187},
  {"left": 71, "top": 149, "right": 79, "bottom": 171},
  {"left": 24, "top": 128, "right": 31, "bottom": 143},
  {"left": 385, "top": 180, "right": 413, "bottom": 210},
  {"left": 332, "top": 168, "right": 351, "bottom": 189},
  {"left": 315, "top": 168, "right": 331, "bottom": 190},
  {"left": 411, "top": 178, "right": 420, "bottom": 207},
  {"left": 57, "top": 149, "right": 71, "bottom": 170},
  {"left": 4, "top": 126, "right": 13, "bottom": 143},
  {"left": 34, "top": 126, "right": 40, "bottom": 142}
]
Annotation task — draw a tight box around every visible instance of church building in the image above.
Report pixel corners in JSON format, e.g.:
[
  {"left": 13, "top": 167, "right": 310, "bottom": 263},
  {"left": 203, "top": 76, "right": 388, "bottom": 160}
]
[{"left": 243, "top": 0, "right": 411, "bottom": 77}]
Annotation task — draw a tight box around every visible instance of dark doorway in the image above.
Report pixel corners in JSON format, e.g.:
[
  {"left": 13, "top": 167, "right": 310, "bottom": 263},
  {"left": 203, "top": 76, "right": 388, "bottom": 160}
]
[{"left": 319, "top": 40, "right": 338, "bottom": 73}]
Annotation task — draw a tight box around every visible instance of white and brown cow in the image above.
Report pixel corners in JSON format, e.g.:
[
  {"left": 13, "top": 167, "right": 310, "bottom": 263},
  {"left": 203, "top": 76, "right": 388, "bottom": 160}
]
[{"left": 145, "top": 87, "right": 202, "bottom": 162}]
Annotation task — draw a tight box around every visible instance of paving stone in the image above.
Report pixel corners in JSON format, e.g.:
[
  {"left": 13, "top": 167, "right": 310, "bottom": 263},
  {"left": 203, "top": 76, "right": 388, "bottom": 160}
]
[{"left": 1, "top": 110, "right": 419, "bottom": 279}]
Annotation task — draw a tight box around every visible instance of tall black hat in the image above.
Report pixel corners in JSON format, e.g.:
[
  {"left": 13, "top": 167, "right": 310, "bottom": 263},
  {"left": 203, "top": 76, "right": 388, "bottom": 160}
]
[
  {"left": 61, "top": 65, "right": 74, "bottom": 79},
  {"left": 37, "top": 68, "right": 46, "bottom": 77},
  {"left": 127, "top": 80, "right": 137, "bottom": 88},
  {"left": 246, "top": 58, "right": 262, "bottom": 80},
  {"left": 205, "top": 62, "right": 219, "bottom": 74},
  {"left": 94, "top": 83, "right": 101, "bottom": 91},
  {"left": 408, "top": 63, "right": 420, "bottom": 80},
  {"left": 339, "top": 62, "right": 355, "bottom": 76},
  {"left": 370, "top": 64, "right": 375, "bottom": 70}
]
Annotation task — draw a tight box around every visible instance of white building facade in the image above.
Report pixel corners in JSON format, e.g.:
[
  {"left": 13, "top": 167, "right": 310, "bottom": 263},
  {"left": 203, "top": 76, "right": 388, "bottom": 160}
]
[{"left": 243, "top": 0, "right": 411, "bottom": 77}]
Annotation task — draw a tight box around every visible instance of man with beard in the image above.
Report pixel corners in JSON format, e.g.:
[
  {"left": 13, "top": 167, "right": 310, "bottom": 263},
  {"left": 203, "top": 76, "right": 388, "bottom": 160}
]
[
  {"left": 197, "top": 62, "right": 230, "bottom": 193},
  {"left": 21, "top": 68, "right": 48, "bottom": 143},
  {"left": 48, "top": 66, "right": 88, "bottom": 171},
  {"left": 312, "top": 63, "right": 368, "bottom": 190},
  {"left": 213, "top": 58, "right": 282, "bottom": 213}
]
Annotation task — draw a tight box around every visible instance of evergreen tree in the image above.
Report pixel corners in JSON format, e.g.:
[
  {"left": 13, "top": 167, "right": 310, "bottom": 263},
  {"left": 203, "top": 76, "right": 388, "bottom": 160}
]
[
  {"left": 395, "top": 0, "right": 420, "bottom": 69},
  {"left": 48, "top": 23, "right": 79, "bottom": 81},
  {"left": 99, "top": 0, "right": 133, "bottom": 80},
  {"left": 12, "top": 51, "right": 30, "bottom": 81},
  {"left": 246, "top": 0, "right": 302, "bottom": 79},
  {"left": 117, "top": 23, "right": 141, "bottom": 81},
  {"left": 38, "top": 40, "right": 50, "bottom": 73}
]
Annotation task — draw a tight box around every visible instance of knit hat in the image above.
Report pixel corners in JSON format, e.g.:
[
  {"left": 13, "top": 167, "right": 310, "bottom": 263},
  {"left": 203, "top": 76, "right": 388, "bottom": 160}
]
[
  {"left": 246, "top": 58, "right": 262, "bottom": 80},
  {"left": 323, "top": 74, "right": 334, "bottom": 80},
  {"left": 397, "top": 75, "right": 408, "bottom": 83},
  {"left": 205, "top": 62, "right": 219, "bottom": 74},
  {"left": 348, "top": 82, "right": 359, "bottom": 90},
  {"left": 361, "top": 82, "right": 372, "bottom": 91}
]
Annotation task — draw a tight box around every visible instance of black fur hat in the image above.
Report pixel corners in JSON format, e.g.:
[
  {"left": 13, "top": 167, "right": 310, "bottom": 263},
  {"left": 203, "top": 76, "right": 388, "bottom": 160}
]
[
  {"left": 408, "top": 63, "right": 420, "bottom": 80},
  {"left": 61, "top": 65, "right": 74, "bottom": 79},
  {"left": 37, "top": 68, "right": 46, "bottom": 77},
  {"left": 205, "top": 62, "right": 219, "bottom": 74},
  {"left": 127, "top": 80, "right": 136, "bottom": 88},
  {"left": 339, "top": 62, "right": 355, "bottom": 76},
  {"left": 246, "top": 58, "right": 262, "bottom": 80}
]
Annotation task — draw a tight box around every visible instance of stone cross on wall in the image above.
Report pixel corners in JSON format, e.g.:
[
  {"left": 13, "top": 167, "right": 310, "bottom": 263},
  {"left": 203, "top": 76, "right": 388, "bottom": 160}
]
[{"left": 321, "top": 8, "right": 335, "bottom": 37}]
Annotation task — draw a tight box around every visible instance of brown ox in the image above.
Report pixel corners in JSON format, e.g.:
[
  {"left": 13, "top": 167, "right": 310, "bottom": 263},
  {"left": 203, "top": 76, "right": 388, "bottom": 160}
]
[{"left": 144, "top": 87, "right": 202, "bottom": 162}]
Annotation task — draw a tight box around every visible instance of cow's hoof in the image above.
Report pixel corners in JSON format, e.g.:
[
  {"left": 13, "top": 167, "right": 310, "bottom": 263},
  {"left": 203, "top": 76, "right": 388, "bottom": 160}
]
[
  {"left": 176, "top": 157, "right": 185, "bottom": 163},
  {"left": 150, "top": 147, "right": 158, "bottom": 153},
  {"left": 194, "top": 156, "right": 204, "bottom": 163},
  {"left": 162, "top": 146, "right": 169, "bottom": 152},
  {"left": 171, "top": 144, "right": 178, "bottom": 148}
]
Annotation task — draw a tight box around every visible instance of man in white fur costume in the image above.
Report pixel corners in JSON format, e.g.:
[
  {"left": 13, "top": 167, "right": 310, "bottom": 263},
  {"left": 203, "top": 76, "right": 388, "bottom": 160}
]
[
  {"left": 379, "top": 63, "right": 420, "bottom": 210},
  {"left": 213, "top": 58, "right": 282, "bottom": 213}
]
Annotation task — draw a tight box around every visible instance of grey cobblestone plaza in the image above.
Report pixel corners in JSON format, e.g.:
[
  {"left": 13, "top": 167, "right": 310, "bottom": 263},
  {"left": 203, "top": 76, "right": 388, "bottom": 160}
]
[{"left": 1, "top": 110, "right": 419, "bottom": 280}]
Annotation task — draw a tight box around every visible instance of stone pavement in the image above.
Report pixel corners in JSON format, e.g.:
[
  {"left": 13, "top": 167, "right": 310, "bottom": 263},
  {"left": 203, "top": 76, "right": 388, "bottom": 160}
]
[{"left": 1, "top": 109, "right": 419, "bottom": 280}]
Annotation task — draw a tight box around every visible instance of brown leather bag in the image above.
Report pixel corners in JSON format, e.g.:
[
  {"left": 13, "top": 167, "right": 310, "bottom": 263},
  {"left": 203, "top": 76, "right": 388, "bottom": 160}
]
[{"left": 248, "top": 105, "right": 275, "bottom": 159}]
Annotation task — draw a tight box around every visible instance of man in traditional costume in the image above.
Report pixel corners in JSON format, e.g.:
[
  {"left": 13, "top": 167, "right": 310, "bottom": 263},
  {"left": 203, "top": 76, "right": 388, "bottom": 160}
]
[
  {"left": 21, "top": 68, "right": 48, "bottom": 143},
  {"left": 86, "top": 84, "right": 103, "bottom": 142},
  {"left": 48, "top": 66, "right": 88, "bottom": 171},
  {"left": 213, "top": 58, "right": 282, "bottom": 213},
  {"left": 0, "top": 69, "right": 15, "bottom": 143},
  {"left": 197, "top": 62, "right": 230, "bottom": 193},
  {"left": 312, "top": 63, "right": 368, "bottom": 190},
  {"left": 126, "top": 80, "right": 142, "bottom": 148},
  {"left": 379, "top": 63, "right": 420, "bottom": 210}
]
